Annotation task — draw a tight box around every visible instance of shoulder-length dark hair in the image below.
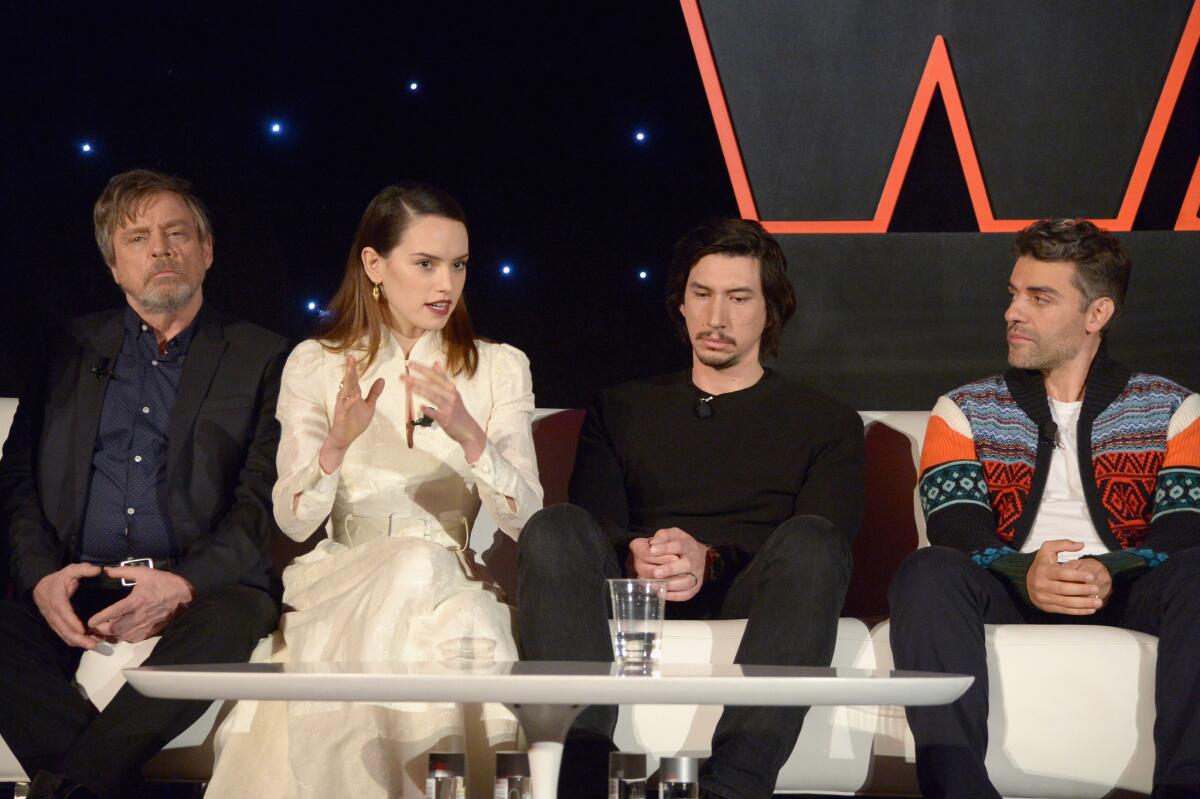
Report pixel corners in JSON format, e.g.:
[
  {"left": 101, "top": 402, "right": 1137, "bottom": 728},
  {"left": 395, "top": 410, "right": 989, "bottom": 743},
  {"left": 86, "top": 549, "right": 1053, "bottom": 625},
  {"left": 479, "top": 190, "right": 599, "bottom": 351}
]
[
  {"left": 316, "top": 184, "right": 479, "bottom": 377},
  {"left": 665, "top": 217, "right": 796, "bottom": 360}
]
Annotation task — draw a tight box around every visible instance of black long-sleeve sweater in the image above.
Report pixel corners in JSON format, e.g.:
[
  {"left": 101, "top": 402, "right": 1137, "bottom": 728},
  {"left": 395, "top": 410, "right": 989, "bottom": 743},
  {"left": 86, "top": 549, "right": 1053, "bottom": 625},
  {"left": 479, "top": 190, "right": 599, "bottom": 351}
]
[{"left": 568, "top": 369, "right": 865, "bottom": 573}]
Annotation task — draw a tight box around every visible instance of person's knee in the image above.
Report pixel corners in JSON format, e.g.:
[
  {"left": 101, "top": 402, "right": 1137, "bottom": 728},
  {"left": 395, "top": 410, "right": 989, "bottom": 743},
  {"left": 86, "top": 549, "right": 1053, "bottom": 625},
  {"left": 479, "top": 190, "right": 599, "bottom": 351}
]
[
  {"left": 1159, "top": 548, "right": 1200, "bottom": 608},
  {"left": 888, "top": 546, "right": 971, "bottom": 609},
  {"left": 765, "top": 515, "right": 850, "bottom": 568},
  {"left": 1163, "top": 546, "right": 1200, "bottom": 574},
  {"left": 180, "top": 586, "right": 278, "bottom": 651},
  {"left": 376, "top": 538, "right": 462, "bottom": 595},
  {"left": 0, "top": 600, "right": 43, "bottom": 645},
  {"left": 747, "top": 516, "right": 852, "bottom": 601},
  {"left": 518, "top": 504, "right": 604, "bottom": 577},
  {"left": 520, "top": 503, "right": 594, "bottom": 543},
  {"left": 0, "top": 600, "right": 33, "bottom": 630}
]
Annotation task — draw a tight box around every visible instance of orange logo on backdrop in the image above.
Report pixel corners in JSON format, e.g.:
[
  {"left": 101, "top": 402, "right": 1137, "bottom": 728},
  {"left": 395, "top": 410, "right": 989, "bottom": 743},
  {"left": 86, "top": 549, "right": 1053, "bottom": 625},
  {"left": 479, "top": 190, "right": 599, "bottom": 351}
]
[{"left": 681, "top": 0, "right": 1200, "bottom": 233}]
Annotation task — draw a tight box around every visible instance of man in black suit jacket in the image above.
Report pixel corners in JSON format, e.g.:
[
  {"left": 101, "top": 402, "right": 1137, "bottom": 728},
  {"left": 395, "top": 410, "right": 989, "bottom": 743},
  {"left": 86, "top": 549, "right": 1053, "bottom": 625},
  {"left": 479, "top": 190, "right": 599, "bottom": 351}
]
[{"left": 0, "top": 170, "right": 288, "bottom": 799}]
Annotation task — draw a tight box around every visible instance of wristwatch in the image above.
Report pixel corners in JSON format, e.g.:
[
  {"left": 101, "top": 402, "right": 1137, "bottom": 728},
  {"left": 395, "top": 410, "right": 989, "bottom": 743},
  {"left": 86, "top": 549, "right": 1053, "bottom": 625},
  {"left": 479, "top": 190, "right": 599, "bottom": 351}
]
[{"left": 704, "top": 546, "right": 725, "bottom": 583}]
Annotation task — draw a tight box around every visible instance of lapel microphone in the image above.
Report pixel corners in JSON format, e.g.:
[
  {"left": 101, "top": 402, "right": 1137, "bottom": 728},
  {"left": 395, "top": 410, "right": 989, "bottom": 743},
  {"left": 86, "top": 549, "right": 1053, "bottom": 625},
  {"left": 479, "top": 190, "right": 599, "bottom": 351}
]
[
  {"left": 1039, "top": 420, "right": 1060, "bottom": 449},
  {"left": 89, "top": 359, "right": 116, "bottom": 380},
  {"left": 694, "top": 396, "right": 714, "bottom": 419}
]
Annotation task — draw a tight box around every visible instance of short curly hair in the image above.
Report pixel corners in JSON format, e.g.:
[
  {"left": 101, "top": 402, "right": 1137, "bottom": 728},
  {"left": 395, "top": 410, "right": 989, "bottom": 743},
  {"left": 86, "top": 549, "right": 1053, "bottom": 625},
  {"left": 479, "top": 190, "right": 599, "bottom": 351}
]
[{"left": 1013, "top": 218, "right": 1131, "bottom": 332}]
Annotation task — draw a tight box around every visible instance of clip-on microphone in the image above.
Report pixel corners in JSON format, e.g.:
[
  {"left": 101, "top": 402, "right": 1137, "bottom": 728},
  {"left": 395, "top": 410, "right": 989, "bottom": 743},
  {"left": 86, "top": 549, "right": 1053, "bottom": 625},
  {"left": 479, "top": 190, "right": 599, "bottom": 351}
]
[
  {"left": 1039, "top": 420, "right": 1060, "bottom": 449},
  {"left": 89, "top": 359, "right": 116, "bottom": 380}
]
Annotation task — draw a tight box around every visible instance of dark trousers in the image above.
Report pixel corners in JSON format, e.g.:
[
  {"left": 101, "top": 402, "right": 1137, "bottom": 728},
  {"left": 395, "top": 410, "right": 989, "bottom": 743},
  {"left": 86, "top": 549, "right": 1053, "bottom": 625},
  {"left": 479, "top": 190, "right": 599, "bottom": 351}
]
[
  {"left": 889, "top": 545, "right": 1200, "bottom": 799},
  {"left": 0, "top": 582, "right": 278, "bottom": 798},
  {"left": 517, "top": 504, "right": 852, "bottom": 799}
]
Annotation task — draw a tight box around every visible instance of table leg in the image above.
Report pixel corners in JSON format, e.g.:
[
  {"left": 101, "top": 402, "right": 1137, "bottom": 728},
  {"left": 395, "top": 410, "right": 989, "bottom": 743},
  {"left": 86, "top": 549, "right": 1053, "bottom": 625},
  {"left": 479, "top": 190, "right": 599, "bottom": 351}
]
[{"left": 504, "top": 703, "right": 585, "bottom": 799}]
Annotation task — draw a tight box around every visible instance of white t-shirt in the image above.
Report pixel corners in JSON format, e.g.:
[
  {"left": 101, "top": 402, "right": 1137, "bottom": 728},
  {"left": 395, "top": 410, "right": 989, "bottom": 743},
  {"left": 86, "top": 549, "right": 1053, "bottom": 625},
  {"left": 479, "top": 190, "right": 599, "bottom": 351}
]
[{"left": 1021, "top": 398, "right": 1110, "bottom": 561}]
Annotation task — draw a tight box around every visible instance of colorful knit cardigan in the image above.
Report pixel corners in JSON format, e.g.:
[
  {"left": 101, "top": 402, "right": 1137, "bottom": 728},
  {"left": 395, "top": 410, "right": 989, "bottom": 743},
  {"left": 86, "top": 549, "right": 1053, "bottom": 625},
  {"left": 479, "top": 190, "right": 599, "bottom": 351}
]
[{"left": 919, "top": 353, "right": 1200, "bottom": 567}]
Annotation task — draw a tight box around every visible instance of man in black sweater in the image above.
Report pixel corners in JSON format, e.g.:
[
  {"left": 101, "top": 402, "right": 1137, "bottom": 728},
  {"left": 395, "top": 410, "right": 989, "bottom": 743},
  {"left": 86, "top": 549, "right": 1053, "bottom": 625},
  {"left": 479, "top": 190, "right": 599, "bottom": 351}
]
[{"left": 517, "top": 218, "right": 864, "bottom": 799}]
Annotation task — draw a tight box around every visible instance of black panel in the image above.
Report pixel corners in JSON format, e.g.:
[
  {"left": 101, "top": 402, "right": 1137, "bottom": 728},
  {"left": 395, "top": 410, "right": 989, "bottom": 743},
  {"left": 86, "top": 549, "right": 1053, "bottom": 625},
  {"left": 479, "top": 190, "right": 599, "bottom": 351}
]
[
  {"left": 773, "top": 232, "right": 1200, "bottom": 409},
  {"left": 699, "top": 0, "right": 1193, "bottom": 219},
  {"left": 693, "top": 2, "right": 1199, "bottom": 408}
]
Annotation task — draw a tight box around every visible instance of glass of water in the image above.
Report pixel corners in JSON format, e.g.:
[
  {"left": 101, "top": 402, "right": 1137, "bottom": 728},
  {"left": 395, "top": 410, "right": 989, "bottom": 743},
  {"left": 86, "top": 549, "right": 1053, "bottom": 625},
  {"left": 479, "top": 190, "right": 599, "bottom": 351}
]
[{"left": 608, "top": 579, "right": 667, "bottom": 665}]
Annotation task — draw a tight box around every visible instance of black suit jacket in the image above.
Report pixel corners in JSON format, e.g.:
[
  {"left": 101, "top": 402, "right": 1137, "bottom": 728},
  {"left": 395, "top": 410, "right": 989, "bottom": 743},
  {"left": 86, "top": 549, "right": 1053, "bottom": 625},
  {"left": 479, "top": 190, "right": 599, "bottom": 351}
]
[{"left": 1, "top": 304, "right": 289, "bottom": 598}]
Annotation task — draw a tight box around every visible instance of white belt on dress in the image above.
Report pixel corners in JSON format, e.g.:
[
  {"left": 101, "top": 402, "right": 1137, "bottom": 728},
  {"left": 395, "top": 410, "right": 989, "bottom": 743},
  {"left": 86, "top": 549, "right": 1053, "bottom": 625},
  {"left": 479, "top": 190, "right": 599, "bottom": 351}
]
[{"left": 331, "top": 513, "right": 475, "bottom": 577}]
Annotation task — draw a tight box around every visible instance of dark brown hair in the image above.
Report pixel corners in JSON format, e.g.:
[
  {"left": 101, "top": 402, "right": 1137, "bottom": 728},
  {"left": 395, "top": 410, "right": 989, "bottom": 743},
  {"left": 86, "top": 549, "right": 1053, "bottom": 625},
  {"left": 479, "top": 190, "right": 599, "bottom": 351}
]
[
  {"left": 93, "top": 169, "right": 212, "bottom": 266},
  {"left": 1013, "top": 218, "right": 1131, "bottom": 332},
  {"left": 317, "top": 184, "right": 478, "bottom": 376},
  {"left": 665, "top": 217, "right": 796, "bottom": 360}
]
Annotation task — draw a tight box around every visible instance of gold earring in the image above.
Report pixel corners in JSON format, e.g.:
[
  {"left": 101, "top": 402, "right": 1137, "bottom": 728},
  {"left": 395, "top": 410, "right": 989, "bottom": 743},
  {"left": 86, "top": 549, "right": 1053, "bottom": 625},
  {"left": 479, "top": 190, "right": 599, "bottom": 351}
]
[{"left": 372, "top": 283, "right": 381, "bottom": 301}]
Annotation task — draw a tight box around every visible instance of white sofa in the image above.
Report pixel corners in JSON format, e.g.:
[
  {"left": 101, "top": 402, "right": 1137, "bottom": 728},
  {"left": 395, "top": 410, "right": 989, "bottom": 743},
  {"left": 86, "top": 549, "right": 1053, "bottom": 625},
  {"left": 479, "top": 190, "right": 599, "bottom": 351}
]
[{"left": 0, "top": 400, "right": 1156, "bottom": 796}]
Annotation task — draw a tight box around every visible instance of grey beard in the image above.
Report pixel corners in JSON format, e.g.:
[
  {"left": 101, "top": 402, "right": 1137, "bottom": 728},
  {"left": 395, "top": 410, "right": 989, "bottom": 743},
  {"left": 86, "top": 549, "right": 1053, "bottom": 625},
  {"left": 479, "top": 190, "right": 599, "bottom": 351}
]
[{"left": 131, "top": 279, "right": 198, "bottom": 313}]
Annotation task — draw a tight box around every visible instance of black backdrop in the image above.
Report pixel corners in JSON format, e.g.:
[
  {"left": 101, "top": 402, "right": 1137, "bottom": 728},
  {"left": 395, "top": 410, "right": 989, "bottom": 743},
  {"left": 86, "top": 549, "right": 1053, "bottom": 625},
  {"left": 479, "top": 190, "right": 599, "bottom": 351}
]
[
  {"left": 0, "top": 3, "right": 734, "bottom": 408},
  {"left": 1, "top": 2, "right": 1197, "bottom": 410}
]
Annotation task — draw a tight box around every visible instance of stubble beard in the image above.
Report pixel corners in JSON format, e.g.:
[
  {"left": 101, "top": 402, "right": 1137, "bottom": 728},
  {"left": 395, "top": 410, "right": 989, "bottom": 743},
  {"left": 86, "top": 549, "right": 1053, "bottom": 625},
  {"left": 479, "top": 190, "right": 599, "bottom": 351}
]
[
  {"left": 130, "top": 263, "right": 201, "bottom": 313},
  {"left": 1006, "top": 328, "right": 1078, "bottom": 372},
  {"left": 696, "top": 349, "right": 742, "bottom": 370}
]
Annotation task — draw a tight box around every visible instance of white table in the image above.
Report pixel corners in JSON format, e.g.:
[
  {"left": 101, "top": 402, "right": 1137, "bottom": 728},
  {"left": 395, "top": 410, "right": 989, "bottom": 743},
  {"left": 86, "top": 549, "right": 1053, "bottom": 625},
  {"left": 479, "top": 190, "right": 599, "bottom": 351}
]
[{"left": 125, "top": 660, "right": 971, "bottom": 798}]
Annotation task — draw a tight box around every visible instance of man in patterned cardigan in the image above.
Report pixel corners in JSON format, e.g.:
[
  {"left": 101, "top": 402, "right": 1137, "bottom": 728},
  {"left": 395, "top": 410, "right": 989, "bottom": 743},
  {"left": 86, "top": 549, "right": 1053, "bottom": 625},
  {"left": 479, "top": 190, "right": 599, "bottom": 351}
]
[{"left": 888, "top": 218, "right": 1200, "bottom": 799}]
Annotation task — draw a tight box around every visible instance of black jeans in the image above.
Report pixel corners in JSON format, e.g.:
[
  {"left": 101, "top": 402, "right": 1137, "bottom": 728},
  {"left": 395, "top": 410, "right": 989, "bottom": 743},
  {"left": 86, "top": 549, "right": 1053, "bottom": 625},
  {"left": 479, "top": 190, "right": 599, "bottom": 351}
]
[
  {"left": 889, "top": 545, "right": 1200, "bottom": 799},
  {"left": 0, "top": 581, "right": 278, "bottom": 798},
  {"left": 517, "top": 504, "right": 852, "bottom": 799}
]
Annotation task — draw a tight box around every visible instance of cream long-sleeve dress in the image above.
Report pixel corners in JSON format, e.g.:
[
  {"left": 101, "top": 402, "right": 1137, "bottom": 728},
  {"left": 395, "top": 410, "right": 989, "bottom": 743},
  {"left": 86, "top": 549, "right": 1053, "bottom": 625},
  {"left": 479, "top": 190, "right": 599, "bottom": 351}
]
[{"left": 207, "top": 331, "right": 543, "bottom": 799}]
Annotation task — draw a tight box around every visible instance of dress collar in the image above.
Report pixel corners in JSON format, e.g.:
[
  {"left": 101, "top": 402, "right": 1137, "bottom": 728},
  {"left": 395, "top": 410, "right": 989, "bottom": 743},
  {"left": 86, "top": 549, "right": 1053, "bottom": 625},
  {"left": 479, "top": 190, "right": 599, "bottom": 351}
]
[{"left": 380, "top": 327, "right": 446, "bottom": 366}]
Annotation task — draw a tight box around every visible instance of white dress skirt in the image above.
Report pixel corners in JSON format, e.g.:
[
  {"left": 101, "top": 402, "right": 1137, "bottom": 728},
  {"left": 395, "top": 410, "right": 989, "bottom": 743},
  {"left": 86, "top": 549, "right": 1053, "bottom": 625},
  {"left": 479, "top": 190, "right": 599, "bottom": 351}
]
[{"left": 206, "top": 332, "right": 543, "bottom": 799}]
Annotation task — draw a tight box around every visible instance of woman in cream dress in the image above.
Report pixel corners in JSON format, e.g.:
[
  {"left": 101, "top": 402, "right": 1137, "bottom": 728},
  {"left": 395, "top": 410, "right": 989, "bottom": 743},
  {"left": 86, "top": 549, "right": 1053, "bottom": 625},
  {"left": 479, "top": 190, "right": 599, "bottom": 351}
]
[{"left": 208, "top": 184, "right": 542, "bottom": 798}]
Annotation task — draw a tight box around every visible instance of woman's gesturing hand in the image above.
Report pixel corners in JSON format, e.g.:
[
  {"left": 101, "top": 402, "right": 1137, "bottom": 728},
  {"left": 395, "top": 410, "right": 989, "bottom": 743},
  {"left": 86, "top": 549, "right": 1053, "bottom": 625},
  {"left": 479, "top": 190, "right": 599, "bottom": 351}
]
[
  {"left": 404, "top": 361, "right": 487, "bottom": 462},
  {"left": 321, "top": 354, "right": 385, "bottom": 473}
]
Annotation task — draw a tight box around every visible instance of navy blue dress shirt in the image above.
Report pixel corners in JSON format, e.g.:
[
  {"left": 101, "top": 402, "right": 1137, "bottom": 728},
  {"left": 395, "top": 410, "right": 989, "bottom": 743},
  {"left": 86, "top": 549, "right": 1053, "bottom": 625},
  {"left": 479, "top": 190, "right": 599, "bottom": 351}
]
[{"left": 79, "top": 308, "right": 197, "bottom": 563}]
